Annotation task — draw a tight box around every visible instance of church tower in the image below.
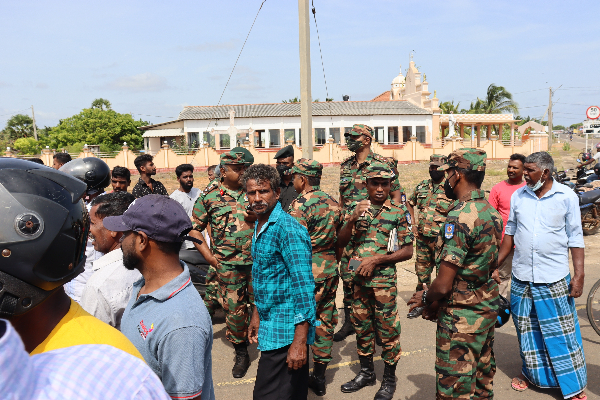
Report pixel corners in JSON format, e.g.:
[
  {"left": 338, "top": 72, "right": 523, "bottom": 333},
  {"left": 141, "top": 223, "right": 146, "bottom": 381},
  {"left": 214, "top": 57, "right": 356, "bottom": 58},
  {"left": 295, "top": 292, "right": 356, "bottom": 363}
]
[{"left": 390, "top": 66, "right": 405, "bottom": 100}]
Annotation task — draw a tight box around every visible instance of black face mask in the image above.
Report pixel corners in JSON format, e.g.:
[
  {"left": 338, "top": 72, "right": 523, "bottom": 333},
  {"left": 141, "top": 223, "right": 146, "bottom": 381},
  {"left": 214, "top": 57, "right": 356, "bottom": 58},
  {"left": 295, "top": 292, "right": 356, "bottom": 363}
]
[
  {"left": 276, "top": 164, "right": 291, "bottom": 177},
  {"left": 429, "top": 170, "right": 445, "bottom": 182},
  {"left": 444, "top": 172, "right": 458, "bottom": 200}
]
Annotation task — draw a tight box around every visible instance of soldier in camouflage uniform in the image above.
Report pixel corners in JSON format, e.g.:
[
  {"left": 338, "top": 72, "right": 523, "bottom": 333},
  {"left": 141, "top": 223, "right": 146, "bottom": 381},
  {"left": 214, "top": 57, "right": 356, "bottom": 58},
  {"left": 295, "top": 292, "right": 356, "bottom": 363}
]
[
  {"left": 336, "top": 123, "right": 414, "bottom": 342},
  {"left": 287, "top": 158, "right": 341, "bottom": 396},
  {"left": 408, "top": 149, "right": 502, "bottom": 400},
  {"left": 337, "top": 162, "right": 414, "bottom": 400},
  {"left": 192, "top": 149, "right": 255, "bottom": 379},
  {"left": 407, "top": 154, "right": 454, "bottom": 304}
]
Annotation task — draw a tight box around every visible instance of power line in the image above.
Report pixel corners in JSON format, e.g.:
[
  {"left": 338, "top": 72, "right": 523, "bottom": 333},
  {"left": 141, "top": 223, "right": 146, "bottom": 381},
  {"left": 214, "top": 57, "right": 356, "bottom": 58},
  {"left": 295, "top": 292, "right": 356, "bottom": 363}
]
[
  {"left": 205, "top": 0, "right": 267, "bottom": 133},
  {"left": 311, "top": 0, "right": 333, "bottom": 128},
  {"left": 513, "top": 88, "right": 548, "bottom": 95},
  {"left": 0, "top": 108, "right": 31, "bottom": 118}
]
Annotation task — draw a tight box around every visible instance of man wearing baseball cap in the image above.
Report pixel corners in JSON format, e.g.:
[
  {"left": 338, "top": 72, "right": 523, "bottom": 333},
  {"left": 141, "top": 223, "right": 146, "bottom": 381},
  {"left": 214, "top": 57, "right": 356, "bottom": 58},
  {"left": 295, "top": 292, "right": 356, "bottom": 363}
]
[
  {"left": 288, "top": 159, "right": 342, "bottom": 396},
  {"left": 106, "top": 194, "right": 214, "bottom": 400},
  {"left": 406, "top": 154, "right": 454, "bottom": 318},
  {"left": 408, "top": 148, "right": 502, "bottom": 400}
]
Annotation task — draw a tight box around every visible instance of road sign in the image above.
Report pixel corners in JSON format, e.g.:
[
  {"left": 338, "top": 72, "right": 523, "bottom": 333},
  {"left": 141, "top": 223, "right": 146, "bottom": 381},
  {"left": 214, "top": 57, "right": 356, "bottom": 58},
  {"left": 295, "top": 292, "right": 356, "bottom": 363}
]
[{"left": 587, "top": 106, "right": 600, "bottom": 120}]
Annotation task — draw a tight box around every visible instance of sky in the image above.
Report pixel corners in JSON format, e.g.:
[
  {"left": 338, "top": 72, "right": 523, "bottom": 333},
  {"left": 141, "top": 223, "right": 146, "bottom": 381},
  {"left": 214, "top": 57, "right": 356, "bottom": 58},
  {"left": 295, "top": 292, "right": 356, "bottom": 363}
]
[{"left": 1, "top": 0, "right": 599, "bottom": 129}]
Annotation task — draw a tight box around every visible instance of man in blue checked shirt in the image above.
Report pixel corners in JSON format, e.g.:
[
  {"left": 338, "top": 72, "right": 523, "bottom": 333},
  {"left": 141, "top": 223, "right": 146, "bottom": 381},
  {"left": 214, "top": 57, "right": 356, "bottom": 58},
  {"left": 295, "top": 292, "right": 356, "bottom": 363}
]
[{"left": 243, "top": 164, "right": 318, "bottom": 400}]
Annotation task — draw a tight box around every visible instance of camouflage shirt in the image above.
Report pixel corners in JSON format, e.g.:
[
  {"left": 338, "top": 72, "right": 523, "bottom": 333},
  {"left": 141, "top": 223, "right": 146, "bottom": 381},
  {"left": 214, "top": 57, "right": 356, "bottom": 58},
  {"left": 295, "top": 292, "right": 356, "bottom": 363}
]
[
  {"left": 288, "top": 186, "right": 341, "bottom": 282},
  {"left": 339, "top": 151, "right": 405, "bottom": 208},
  {"left": 435, "top": 189, "right": 503, "bottom": 333},
  {"left": 192, "top": 181, "right": 254, "bottom": 268},
  {"left": 408, "top": 178, "right": 454, "bottom": 237},
  {"left": 342, "top": 199, "right": 414, "bottom": 287}
]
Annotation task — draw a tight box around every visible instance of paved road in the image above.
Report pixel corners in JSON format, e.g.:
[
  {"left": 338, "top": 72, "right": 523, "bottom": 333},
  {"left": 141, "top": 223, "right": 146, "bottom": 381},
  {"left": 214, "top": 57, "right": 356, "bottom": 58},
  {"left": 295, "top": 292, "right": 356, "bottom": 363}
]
[{"left": 210, "top": 233, "right": 600, "bottom": 399}]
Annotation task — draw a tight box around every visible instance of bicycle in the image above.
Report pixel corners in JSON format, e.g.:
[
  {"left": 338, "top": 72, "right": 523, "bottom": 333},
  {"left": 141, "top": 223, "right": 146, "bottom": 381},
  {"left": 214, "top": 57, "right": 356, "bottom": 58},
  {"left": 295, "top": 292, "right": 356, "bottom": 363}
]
[{"left": 586, "top": 278, "right": 600, "bottom": 335}]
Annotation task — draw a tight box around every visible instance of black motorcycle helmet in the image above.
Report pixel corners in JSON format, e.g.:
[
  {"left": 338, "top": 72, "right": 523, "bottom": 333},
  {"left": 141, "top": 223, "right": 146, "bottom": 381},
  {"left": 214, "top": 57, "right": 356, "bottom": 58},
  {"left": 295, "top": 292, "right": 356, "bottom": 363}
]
[
  {"left": 59, "top": 157, "right": 111, "bottom": 194},
  {"left": 594, "top": 163, "right": 600, "bottom": 177},
  {"left": 0, "top": 158, "right": 89, "bottom": 317},
  {"left": 495, "top": 295, "right": 511, "bottom": 328}
]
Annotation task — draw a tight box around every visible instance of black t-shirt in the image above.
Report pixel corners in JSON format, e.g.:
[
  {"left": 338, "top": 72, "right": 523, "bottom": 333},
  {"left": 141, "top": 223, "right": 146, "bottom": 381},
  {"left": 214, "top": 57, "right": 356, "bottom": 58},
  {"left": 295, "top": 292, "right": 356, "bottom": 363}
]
[
  {"left": 132, "top": 177, "right": 168, "bottom": 198},
  {"left": 278, "top": 181, "right": 299, "bottom": 212}
]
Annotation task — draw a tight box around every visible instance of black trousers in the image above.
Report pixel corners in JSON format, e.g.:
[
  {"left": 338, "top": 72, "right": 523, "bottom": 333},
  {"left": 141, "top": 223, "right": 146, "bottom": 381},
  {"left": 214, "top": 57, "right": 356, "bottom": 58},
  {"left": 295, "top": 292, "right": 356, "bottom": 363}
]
[{"left": 253, "top": 344, "right": 309, "bottom": 400}]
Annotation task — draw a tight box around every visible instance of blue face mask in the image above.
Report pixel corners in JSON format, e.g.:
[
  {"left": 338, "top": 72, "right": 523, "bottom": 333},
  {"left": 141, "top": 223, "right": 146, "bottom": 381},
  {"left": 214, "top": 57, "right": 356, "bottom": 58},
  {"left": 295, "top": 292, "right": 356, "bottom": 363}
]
[{"left": 528, "top": 178, "right": 544, "bottom": 191}]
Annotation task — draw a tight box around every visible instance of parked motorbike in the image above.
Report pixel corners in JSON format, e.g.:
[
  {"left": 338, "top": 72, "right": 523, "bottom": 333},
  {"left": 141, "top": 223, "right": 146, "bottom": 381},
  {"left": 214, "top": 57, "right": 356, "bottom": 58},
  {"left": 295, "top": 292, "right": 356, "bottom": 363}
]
[
  {"left": 179, "top": 248, "right": 210, "bottom": 296},
  {"left": 554, "top": 170, "right": 600, "bottom": 235},
  {"left": 574, "top": 156, "right": 596, "bottom": 184}
]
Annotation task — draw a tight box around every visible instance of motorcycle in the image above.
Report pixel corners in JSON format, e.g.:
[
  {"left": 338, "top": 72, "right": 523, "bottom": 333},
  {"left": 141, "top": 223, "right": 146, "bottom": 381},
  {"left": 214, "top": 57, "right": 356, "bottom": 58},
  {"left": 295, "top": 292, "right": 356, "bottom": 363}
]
[
  {"left": 575, "top": 153, "right": 596, "bottom": 184},
  {"left": 554, "top": 170, "right": 600, "bottom": 235},
  {"left": 179, "top": 248, "right": 210, "bottom": 296}
]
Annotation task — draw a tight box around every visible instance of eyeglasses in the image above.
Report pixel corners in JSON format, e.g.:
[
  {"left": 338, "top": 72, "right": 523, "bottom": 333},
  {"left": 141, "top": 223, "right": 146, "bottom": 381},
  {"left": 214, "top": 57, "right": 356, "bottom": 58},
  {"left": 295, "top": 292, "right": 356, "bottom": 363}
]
[{"left": 344, "top": 133, "right": 362, "bottom": 139}]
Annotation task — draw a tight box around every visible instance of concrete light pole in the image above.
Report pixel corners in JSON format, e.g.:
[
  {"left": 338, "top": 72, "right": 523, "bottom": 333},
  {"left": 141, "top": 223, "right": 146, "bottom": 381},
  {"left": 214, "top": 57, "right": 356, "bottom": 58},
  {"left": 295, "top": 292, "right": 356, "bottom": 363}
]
[
  {"left": 548, "top": 87, "right": 553, "bottom": 147},
  {"left": 298, "top": 0, "right": 313, "bottom": 158}
]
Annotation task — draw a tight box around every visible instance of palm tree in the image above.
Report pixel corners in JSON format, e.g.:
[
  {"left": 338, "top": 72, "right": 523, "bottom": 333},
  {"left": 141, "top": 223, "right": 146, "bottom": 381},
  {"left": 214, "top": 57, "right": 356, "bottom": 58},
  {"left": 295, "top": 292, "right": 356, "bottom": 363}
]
[
  {"left": 481, "top": 84, "right": 519, "bottom": 115},
  {"left": 439, "top": 100, "right": 461, "bottom": 114}
]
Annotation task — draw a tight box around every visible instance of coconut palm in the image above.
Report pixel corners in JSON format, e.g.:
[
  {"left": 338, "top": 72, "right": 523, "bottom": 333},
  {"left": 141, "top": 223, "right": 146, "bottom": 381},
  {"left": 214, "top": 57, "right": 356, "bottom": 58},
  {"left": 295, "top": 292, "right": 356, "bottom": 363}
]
[
  {"left": 481, "top": 84, "right": 519, "bottom": 115},
  {"left": 439, "top": 100, "right": 461, "bottom": 114}
]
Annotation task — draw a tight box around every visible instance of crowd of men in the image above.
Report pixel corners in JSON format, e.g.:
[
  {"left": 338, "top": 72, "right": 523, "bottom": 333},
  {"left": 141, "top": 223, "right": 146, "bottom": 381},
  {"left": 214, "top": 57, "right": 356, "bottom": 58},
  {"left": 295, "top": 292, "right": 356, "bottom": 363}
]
[{"left": 0, "top": 123, "right": 589, "bottom": 400}]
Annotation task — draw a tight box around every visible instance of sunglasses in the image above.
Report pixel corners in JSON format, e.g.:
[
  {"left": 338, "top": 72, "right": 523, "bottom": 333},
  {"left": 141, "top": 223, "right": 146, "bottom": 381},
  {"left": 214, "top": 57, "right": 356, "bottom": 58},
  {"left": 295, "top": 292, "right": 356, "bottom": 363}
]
[{"left": 344, "top": 133, "right": 362, "bottom": 139}]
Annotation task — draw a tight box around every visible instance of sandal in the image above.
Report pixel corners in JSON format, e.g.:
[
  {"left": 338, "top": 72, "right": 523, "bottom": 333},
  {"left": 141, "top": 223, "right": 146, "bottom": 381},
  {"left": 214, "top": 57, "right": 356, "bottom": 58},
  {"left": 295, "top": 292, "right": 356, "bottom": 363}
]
[{"left": 511, "top": 376, "right": 528, "bottom": 392}]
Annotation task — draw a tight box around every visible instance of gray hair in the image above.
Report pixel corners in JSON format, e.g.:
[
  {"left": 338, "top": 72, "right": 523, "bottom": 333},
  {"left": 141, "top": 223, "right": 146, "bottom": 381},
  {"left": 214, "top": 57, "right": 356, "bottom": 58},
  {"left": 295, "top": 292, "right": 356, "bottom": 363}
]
[
  {"left": 242, "top": 164, "right": 280, "bottom": 192},
  {"left": 524, "top": 151, "right": 554, "bottom": 173}
]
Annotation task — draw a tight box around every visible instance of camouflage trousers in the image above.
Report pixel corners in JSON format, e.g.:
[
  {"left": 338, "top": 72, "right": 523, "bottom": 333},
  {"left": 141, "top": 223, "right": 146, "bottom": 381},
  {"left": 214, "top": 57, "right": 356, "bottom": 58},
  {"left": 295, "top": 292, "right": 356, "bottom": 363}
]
[
  {"left": 435, "top": 324, "right": 495, "bottom": 399},
  {"left": 415, "top": 234, "right": 437, "bottom": 291},
  {"left": 312, "top": 275, "right": 339, "bottom": 364},
  {"left": 351, "top": 282, "right": 402, "bottom": 365},
  {"left": 203, "top": 264, "right": 253, "bottom": 345}
]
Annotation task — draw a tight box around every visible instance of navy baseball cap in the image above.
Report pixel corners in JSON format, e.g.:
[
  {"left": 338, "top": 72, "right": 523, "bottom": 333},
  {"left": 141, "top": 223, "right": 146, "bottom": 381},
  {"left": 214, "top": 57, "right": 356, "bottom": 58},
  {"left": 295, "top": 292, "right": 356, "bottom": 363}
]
[{"left": 103, "top": 194, "right": 193, "bottom": 243}]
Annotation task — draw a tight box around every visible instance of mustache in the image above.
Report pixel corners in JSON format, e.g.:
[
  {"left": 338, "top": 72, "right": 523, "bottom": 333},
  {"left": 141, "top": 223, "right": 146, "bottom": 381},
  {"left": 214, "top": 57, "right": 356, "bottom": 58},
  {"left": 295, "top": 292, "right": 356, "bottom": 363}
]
[{"left": 251, "top": 201, "right": 268, "bottom": 210}]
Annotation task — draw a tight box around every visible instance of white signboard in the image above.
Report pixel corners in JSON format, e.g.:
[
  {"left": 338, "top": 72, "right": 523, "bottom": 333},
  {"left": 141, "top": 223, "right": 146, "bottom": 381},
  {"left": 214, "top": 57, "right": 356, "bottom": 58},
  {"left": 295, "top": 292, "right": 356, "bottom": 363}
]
[{"left": 586, "top": 105, "right": 600, "bottom": 120}]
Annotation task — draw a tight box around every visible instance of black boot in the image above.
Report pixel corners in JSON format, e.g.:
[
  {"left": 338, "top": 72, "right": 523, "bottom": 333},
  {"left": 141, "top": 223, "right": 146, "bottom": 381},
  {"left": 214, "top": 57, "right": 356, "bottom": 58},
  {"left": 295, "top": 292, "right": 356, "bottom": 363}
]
[
  {"left": 232, "top": 343, "right": 250, "bottom": 378},
  {"left": 333, "top": 308, "right": 355, "bottom": 342},
  {"left": 340, "top": 355, "right": 377, "bottom": 393},
  {"left": 374, "top": 362, "right": 397, "bottom": 400},
  {"left": 308, "top": 361, "right": 328, "bottom": 396}
]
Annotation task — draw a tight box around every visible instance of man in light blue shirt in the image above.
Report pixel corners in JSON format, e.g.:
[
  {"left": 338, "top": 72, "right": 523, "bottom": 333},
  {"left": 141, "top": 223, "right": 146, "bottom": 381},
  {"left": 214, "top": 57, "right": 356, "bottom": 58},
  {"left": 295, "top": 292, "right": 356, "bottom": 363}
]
[{"left": 498, "top": 152, "right": 587, "bottom": 400}]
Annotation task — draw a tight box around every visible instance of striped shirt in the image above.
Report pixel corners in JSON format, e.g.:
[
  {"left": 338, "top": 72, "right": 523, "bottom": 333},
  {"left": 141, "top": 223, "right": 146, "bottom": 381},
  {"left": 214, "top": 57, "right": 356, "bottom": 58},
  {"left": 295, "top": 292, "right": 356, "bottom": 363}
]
[{"left": 252, "top": 201, "right": 317, "bottom": 351}]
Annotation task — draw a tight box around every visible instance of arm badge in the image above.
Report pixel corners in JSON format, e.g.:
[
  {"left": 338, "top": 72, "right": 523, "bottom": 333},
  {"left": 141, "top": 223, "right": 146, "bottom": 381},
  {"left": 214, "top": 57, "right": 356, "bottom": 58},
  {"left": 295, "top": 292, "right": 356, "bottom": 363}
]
[{"left": 444, "top": 223, "right": 455, "bottom": 239}]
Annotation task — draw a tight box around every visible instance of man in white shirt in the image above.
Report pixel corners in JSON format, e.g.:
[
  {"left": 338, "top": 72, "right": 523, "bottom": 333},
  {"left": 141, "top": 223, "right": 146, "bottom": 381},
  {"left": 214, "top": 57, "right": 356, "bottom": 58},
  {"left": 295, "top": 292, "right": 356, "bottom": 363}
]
[
  {"left": 81, "top": 192, "right": 142, "bottom": 330},
  {"left": 170, "top": 164, "right": 202, "bottom": 251}
]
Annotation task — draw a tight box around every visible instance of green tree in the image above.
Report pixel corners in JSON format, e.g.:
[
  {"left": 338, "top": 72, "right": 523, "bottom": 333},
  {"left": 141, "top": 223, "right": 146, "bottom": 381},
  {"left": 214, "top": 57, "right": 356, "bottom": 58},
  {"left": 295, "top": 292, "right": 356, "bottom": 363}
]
[
  {"left": 326, "top": 97, "right": 334, "bottom": 102},
  {"left": 48, "top": 107, "right": 148, "bottom": 151},
  {"left": 1, "top": 114, "right": 37, "bottom": 140},
  {"left": 570, "top": 123, "right": 583, "bottom": 129},
  {"left": 282, "top": 97, "right": 300, "bottom": 103},
  {"left": 439, "top": 100, "right": 461, "bottom": 114},
  {"left": 13, "top": 137, "right": 48, "bottom": 155},
  {"left": 91, "top": 98, "right": 112, "bottom": 111},
  {"left": 480, "top": 84, "right": 519, "bottom": 114}
]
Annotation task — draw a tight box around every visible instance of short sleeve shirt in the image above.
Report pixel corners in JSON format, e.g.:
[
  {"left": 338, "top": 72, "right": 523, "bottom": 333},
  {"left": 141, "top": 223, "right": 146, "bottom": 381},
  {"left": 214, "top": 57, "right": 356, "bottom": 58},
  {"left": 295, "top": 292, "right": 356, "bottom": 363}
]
[
  {"left": 408, "top": 178, "right": 454, "bottom": 237},
  {"left": 121, "top": 263, "right": 215, "bottom": 400},
  {"left": 435, "top": 189, "right": 503, "bottom": 333},
  {"left": 192, "top": 181, "right": 254, "bottom": 269},
  {"left": 288, "top": 187, "right": 341, "bottom": 281},
  {"left": 342, "top": 199, "right": 413, "bottom": 287},
  {"left": 339, "top": 151, "right": 405, "bottom": 208}
]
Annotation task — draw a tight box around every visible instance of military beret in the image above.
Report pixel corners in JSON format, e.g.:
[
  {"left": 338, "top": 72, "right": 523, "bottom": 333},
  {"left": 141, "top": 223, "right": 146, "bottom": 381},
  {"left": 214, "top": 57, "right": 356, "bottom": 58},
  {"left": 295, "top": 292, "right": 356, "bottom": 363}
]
[
  {"left": 220, "top": 149, "right": 246, "bottom": 165},
  {"left": 291, "top": 158, "right": 323, "bottom": 177},
  {"left": 429, "top": 154, "right": 447, "bottom": 167},
  {"left": 231, "top": 146, "right": 254, "bottom": 165},
  {"left": 274, "top": 145, "right": 294, "bottom": 160},
  {"left": 438, "top": 148, "right": 486, "bottom": 171},
  {"left": 348, "top": 124, "right": 374, "bottom": 138},
  {"left": 364, "top": 162, "right": 395, "bottom": 179}
]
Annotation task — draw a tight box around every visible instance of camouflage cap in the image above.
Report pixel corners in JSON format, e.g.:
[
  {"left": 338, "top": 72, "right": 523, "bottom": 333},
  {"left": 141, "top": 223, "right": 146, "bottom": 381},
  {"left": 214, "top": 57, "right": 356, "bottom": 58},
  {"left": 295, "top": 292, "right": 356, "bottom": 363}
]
[
  {"left": 291, "top": 158, "right": 323, "bottom": 177},
  {"left": 364, "top": 162, "right": 395, "bottom": 179},
  {"left": 231, "top": 146, "right": 254, "bottom": 165},
  {"left": 220, "top": 149, "right": 246, "bottom": 165},
  {"left": 429, "top": 154, "right": 447, "bottom": 167},
  {"left": 348, "top": 124, "right": 374, "bottom": 138},
  {"left": 438, "top": 148, "right": 486, "bottom": 171}
]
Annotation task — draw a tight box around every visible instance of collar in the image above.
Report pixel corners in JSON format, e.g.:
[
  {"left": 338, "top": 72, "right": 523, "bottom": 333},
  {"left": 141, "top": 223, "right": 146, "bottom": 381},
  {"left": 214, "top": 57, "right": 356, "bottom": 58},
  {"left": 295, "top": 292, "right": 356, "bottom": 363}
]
[
  {"left": 134, "top": 262, "right": 192, "bottom": 302},
  {"left": 352, "top": 150, "right": 375, "bottom": 167},
  {"left": 280, "top": 179, "right": 294, "bottom": 188},
  {"left": 218, "top": 181, "right": 244, "bottom": 199},
  {"left": 92, "top": 248, "right": 123, "bottom": 272},
  {"left": 255, "top": 201, "right": 283, "bottom": 238},
  {"left": 458, "top": 189, "right": 486, "bottom": 202},
  {"left": 301, "top": 186, "right": 320, "bottom": 196},
  {"left": 138, "top": 177, "right": 155, "bottom": 187}
]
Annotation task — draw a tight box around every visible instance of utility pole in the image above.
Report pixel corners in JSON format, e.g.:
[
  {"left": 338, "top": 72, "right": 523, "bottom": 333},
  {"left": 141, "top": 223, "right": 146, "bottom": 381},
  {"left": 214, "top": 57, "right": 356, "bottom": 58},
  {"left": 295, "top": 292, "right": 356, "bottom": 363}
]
[
  {"left": 31, "top": 105, "right": 38, "bottom": 141},
  {"left": 548, "top": 88, "right": 553, "bottom": 146},
  {"left": 298, "top": 0, "right": 313, "bottom": 158}
]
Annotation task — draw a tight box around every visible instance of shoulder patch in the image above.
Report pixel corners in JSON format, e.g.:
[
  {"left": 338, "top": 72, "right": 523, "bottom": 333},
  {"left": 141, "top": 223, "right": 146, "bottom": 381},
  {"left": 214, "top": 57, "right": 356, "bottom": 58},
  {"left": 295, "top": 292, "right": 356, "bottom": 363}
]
[
  {"left": 401, "top": 194, "right": 406, "bottom": 203},
  {"left": 444, "top": 223, "right": 455, "bottom": 239}
]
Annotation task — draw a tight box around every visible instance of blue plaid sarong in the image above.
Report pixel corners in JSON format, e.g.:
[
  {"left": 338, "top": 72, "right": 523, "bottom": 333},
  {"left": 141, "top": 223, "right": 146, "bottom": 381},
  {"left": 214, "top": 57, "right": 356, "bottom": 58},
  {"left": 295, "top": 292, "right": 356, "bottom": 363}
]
[{"left": 511, "top": 275, "right": 587, "bottom": 399}]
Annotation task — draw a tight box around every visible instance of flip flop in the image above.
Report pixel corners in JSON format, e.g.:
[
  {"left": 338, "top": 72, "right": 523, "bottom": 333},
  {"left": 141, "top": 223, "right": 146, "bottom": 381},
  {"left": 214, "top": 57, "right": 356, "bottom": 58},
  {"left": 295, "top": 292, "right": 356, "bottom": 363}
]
[{"left": 511, "top": 376, "right": 528, "bottom": 392}]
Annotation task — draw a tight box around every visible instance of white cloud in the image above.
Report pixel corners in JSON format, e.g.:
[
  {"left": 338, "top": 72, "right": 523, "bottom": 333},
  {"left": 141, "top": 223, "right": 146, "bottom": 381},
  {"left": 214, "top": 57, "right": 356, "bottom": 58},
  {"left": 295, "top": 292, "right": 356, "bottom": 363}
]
[{"left": 104, "top": 73, "right": 169, "bottom": 92}]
